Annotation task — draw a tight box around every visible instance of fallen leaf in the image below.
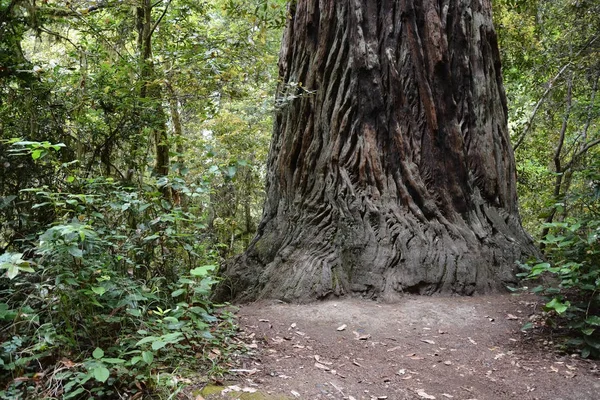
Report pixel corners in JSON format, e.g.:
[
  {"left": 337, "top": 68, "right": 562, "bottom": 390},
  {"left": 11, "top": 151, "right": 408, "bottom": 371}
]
[
  {"left": 337, "top": 324, "right": 347, "bottom": 331},
  {"left": 417, "top": 389, "right": 436, "bottom": 399},
  {"left": 506, "top": 314, "right": 519, "bottom": 320},
  {"left": 550, "top": 366, "right": 559, "bottom": 373},
  {"left": 387, "top": 346, "right": 402, "bottom": 352},
  {"left": 61, "top": 358, "right": 77, "bottom": 368},
  {"left": 194, "top": 395, "right": 206, "bottom": 400}
]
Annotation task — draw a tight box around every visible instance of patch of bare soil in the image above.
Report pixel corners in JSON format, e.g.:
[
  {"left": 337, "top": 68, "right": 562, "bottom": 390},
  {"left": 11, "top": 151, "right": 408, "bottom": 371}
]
[{"left": 225, "top": 295, "right": 600, "bottom": 400}]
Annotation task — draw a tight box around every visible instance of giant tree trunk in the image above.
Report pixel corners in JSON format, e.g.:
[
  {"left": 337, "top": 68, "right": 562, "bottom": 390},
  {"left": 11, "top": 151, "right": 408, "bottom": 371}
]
[{"left": 217, "top": 0, "right": 537, "bottom": 303}]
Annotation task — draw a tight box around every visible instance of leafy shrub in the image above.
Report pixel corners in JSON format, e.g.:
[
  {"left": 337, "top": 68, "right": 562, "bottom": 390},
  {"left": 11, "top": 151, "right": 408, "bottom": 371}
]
[
  {"left": 519, "top": 217, "right": 600, "bottom": 357},
  {"left": 0, "top": 142, "right": 234, "bottom": 399}
]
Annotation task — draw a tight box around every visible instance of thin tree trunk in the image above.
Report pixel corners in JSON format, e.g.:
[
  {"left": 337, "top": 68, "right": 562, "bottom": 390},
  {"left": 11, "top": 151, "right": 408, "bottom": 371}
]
[
  {"left": 540, "top": 74, "right": 573, "bottom": 247},
  {"left": 137, "top": 0, "right": 170, "bottom": 194},
  {"left": 217, "top": 0, "right": 537, "bottom": 303}
]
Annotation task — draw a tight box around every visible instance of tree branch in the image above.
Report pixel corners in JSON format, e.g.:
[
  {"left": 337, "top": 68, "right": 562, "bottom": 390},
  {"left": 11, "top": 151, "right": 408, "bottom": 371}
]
[
  {"left": 149, "top": 0, "right": 171, "bottom": 38},
  {"left": 513, "top": 62, "right": 571, "bottom": 152}
]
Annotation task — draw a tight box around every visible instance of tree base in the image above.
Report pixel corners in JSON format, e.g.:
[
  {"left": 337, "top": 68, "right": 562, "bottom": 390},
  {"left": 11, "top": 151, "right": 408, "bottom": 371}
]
[{"left": 215, "top": 196, "right": 537, "bottom": 303}]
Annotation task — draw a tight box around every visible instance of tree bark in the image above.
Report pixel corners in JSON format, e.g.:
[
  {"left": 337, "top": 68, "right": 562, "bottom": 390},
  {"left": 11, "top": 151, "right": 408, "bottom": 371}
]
[
  {"left": 137, "top": 0, "right": 170, "bottom": 189},
  {"left": 217, "top": 0, "right": 537, "bottom": 303}
]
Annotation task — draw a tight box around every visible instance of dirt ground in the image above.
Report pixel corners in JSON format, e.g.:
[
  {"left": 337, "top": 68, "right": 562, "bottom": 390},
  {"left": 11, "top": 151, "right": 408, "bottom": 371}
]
[{"left": 209, "top": 295, "right": 600, "bottom": 400}]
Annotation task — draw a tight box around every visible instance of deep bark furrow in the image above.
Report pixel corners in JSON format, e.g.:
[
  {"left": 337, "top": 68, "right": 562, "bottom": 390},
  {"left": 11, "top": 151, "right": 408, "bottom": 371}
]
[{"left": 216, "top": 0, "right": 537, "bottom": 303}]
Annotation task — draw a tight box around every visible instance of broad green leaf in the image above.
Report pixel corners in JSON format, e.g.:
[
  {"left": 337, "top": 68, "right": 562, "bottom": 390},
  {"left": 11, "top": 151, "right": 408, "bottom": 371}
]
[
  {"left": 92, "top": 287, "right": 106, "bottom": 296},
  {"left": 6, "top": 264, "right": 18, "bottom": 279},
  {"left": 190, "top": 265, "right": 216, "bottom": 277},
  {"left": 102, "top": 358, "right": 126, "bottom": 364},
  {"left": 545, "top": 298, "right": 569, "bottom": 314},
  {"left": 67, "top": 246, "right": 83, "bottom": 258},
  {"left": 92, "top": 347, "right": 104, "bottom": 359},
  {"left": 581, "top": 347, "right": 591, "bottom": 359},
  {"left": 130, "top": 356, "right": 142, "bottom": 366},
  {"left": 63, "top": 387, "right": 86, "bottom": 399},
  {"left": 135, "top": 336, "right": 158, "bottom": 346},
  {"left": 92, "top": 366, "right": 110, "bottom": 383},
  {"left": 127, "top": 308, "right": 142, "bottom": 317},
  {"left": 585, "top": 316, "right": 600, "bottom": 326},
  {"left": 151, "top": 340, "right": 166, "bottom": 351},
  {"left": 582, "top": 328, "right": 595, "bottom": 336},
  {"left": 141, "top": 351, "right": 154, "bottom": 364},
  {"left": 171, "top": 289, "right": 185, "bottom": 297},
  {"left": 162, "top": 332, "right": 183, "bottom": 342},
  {"left": 31, "top": 149, "right": 43, "bottom": 160}
]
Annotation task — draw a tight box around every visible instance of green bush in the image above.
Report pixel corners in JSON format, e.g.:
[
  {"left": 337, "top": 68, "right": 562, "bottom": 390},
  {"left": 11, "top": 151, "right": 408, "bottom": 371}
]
[
  {"left": 0, "top": 142, "right": 234, "bottom": 399},
  {"left": 519, "top": 217, "right": 600, "bottom": 358}
]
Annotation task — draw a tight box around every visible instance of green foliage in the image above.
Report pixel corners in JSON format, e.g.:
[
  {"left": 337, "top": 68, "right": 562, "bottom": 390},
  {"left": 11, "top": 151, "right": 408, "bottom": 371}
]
[
  {"left": 495, "top": 0, "right": 599, "bottom": 358},
  {"left": 0, "top": 142, "right": 236, "bottom": 399},
  {"left": 0, "top": 0, "right": 283, "bottom": 396},
  {"left": 518, "top": 208, "right": 599, "bottom": 357}
]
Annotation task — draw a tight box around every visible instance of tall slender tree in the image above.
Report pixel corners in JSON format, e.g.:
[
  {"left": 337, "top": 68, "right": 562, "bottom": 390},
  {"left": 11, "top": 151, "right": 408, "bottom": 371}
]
[{"left": 218, "top": 0, "right": 538, "bottom": 302}]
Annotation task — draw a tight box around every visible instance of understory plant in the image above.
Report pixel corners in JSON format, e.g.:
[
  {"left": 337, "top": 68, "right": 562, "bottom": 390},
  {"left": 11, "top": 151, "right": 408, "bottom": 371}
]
[
  {"left": 519, "top": 168, "right": 600, "bottom": 358},
  {"left": 0, "top": 141, "right": 237, "bottom": 399}
]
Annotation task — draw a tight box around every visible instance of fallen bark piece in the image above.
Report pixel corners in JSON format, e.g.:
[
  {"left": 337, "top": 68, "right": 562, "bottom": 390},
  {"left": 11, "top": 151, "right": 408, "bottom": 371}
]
[
  {"left": 416, "top": 389, "right": 436, "bottom": 399},
  {"left": 314, "top": 362, "right": 331, "bottom": 371},
  {"left": 337, "top": 324, "right": 347, "bottom": 331},
  {"left": 314, "top": 355, "right": 333, "bottom": 365}
]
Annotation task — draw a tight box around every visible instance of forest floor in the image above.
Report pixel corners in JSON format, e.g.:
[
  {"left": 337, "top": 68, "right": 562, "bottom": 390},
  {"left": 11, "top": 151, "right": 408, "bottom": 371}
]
[{"left": 195, "top": 294, "right": 600, "bottom": 400}]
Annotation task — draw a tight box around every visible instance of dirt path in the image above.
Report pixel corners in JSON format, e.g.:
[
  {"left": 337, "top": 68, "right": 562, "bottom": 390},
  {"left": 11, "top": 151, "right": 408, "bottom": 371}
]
[{"left": 211, "top": 295, "right": 600, "bottom": 400}]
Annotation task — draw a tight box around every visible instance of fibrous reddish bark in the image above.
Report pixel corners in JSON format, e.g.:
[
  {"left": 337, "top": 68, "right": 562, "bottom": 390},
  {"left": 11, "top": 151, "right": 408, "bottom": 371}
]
[{"left": 217, "top": 0, "right": 537, "bottom": 302}]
